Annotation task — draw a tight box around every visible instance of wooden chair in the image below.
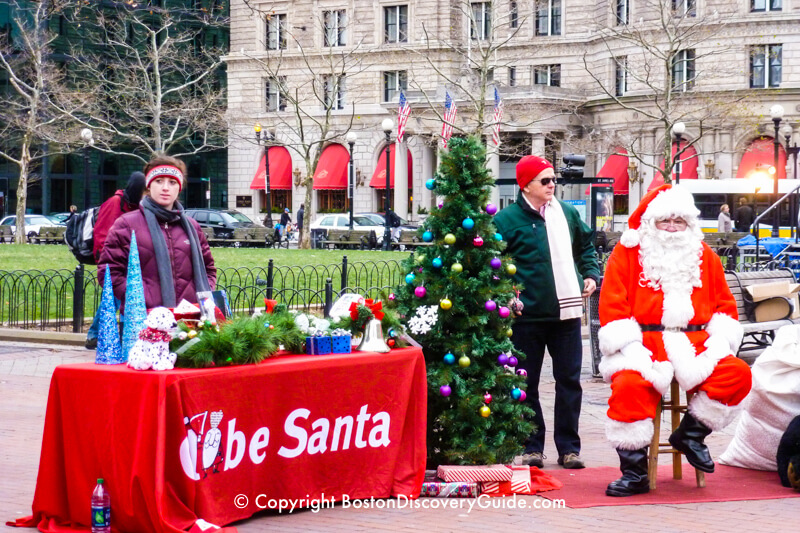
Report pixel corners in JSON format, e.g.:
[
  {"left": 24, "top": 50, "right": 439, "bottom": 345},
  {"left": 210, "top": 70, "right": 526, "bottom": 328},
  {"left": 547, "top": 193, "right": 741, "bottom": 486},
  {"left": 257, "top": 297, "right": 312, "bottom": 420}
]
[{"left": 648, "top": 379, "right": 706, "bottom": 490}]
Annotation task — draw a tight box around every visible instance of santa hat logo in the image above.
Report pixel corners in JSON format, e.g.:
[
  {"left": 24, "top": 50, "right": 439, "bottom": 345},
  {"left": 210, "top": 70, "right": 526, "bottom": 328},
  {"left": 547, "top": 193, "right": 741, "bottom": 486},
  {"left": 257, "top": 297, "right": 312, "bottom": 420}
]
[{"left": 620, "top": 184, "right": 700, "bottom": 248}]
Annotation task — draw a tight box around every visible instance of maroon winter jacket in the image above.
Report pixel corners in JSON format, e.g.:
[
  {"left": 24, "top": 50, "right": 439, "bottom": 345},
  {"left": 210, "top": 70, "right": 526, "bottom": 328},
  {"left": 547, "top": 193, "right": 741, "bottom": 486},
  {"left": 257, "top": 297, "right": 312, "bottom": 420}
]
[{"left": 98, "top": 205, "right": 216, "bottom": 312}]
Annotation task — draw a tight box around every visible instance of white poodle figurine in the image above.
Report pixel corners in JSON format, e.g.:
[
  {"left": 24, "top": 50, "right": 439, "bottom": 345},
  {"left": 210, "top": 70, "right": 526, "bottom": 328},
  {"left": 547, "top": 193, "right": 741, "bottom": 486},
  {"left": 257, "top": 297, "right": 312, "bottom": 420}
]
[{"left": 127, "top": 307, "right": 178, "bottom": 371}]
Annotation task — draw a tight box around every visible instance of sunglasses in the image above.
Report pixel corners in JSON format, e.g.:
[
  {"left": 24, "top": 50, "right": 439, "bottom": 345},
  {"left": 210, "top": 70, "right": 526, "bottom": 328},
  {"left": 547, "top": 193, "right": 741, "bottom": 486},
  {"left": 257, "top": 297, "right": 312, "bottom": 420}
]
[{"left": 533, "top": 177, "right": 557, "bottom": 186}]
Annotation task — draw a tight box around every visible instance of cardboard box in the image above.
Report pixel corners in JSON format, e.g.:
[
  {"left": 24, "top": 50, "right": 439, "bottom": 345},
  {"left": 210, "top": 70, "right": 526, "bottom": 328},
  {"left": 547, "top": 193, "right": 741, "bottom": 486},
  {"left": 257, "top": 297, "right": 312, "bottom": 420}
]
[
  {"left": 745, "top": 281, "right": 800, "bottom": 322},
  {"left": 745, "top": 281, "right": 798, "bottom": 301}
]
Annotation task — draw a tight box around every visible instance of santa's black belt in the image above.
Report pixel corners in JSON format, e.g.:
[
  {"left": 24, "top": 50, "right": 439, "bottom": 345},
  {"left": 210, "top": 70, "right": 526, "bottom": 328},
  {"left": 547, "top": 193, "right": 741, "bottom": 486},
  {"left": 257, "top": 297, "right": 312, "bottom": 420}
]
[{"left": 640, "top": 324, "right": 706, "bottom": 332}]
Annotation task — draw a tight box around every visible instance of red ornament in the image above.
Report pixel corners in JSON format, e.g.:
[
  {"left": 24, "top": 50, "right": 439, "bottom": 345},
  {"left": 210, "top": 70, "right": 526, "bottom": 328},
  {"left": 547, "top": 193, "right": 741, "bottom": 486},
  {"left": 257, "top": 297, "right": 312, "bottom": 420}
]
[
  {"left": 387, "top": 338, "right": 396, "bottom": 347},
  {"left": 484, "top": 392, "right": 493, "bottom": 404}
]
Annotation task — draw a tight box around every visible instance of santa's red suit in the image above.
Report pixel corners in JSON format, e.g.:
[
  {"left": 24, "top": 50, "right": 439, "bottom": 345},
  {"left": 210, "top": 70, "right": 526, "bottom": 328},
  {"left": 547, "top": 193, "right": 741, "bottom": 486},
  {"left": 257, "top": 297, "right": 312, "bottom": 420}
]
[{"left": 598, "top": 185, "right": 752, "bottom": 451}]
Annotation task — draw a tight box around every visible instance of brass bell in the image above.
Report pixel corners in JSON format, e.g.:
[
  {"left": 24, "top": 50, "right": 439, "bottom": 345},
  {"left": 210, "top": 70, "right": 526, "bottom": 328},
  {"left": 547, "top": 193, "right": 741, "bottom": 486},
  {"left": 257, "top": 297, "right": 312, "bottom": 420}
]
[{"left": 356, "top": 318, "right": 391, "bottom": 353}]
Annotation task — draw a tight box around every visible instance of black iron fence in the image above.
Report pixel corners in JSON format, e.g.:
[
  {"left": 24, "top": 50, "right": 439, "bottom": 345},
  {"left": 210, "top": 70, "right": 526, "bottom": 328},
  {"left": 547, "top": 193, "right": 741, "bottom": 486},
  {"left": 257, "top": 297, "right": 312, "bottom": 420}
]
[{"left": 0, "top": 256, "right": 406, "bottom": 332}]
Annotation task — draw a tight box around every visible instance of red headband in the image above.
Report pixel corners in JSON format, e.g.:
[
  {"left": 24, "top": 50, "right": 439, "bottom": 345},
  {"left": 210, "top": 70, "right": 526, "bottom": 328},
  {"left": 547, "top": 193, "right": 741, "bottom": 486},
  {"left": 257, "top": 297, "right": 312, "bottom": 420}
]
[{"left": 145, "top": 165, "right": 184, "bottom": 192}]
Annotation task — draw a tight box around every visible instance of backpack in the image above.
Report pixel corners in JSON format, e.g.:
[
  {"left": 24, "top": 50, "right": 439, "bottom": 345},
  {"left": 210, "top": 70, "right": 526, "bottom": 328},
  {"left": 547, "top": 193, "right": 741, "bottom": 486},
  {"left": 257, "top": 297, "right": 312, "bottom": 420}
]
[{"left": 64, "top": 207, "right": 99, "bottom": 264}]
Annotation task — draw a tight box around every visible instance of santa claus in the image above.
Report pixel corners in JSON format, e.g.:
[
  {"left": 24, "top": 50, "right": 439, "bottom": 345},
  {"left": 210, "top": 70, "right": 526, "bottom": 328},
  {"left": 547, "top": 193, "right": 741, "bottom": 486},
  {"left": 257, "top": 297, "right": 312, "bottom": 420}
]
[{"left": 598, "top": 184, "right": 752, "bottom": 497}]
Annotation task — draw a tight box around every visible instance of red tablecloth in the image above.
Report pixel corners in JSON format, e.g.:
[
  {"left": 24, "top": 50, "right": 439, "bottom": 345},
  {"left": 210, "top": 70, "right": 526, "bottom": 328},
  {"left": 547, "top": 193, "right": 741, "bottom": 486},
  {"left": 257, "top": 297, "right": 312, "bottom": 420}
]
[{"left": 15, "top": 347, "right": 426, "bottom": 532}]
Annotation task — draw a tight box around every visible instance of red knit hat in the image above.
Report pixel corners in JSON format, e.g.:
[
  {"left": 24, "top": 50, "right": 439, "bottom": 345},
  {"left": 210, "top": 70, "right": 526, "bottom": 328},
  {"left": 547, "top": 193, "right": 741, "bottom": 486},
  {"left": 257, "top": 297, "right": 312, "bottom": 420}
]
[
  {"left": 621, "top": 184, "right": 700, "bottom": 248},
  {"left": 516, "top": 155, "right": 554, "bottom": 189}
]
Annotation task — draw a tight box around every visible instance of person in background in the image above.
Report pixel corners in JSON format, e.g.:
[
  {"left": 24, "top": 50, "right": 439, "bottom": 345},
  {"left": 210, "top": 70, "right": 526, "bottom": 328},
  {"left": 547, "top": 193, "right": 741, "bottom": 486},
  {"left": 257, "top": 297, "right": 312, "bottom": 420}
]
[
  {"left": 718, "top": 203, "right": 732, "bottom": 233},
  {"left": 493, "top": 155, "right": 601, "bottom": 470},
  {"left": 100, "top": 155, "right": 215, "bottom": 312},
  {"left": 64, "top": 205, "right": 78, "bottom": 225},
  {"left": 735, "top": 197, "right": 754, "bottom": 233},
  {"left": 84, "top": 172, "right": 146, "bottom": 349},
  {"left": 297, "top": 204, "right": 304, "bottom": 246}
]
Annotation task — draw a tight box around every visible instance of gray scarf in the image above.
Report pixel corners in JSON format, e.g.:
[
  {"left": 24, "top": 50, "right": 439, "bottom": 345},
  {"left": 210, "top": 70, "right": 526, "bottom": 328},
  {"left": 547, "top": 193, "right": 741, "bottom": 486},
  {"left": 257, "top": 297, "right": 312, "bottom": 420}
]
[{"left": 141, "top": 196, "right": 211, "bottom": 307}]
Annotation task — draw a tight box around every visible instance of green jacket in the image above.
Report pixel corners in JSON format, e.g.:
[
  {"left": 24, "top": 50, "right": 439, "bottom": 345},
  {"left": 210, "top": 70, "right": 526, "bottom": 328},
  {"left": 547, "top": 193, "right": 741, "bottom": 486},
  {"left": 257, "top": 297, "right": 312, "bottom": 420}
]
[{"left": 494, "top": 192, "right": 601, "bottom": 323}]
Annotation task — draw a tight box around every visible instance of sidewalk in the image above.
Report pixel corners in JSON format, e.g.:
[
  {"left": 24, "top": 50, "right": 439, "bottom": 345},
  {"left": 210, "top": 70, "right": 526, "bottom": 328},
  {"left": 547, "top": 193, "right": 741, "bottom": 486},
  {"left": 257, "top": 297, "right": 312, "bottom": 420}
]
[{"left": 1, "top": 339, "right": 794, "bottom": 532}]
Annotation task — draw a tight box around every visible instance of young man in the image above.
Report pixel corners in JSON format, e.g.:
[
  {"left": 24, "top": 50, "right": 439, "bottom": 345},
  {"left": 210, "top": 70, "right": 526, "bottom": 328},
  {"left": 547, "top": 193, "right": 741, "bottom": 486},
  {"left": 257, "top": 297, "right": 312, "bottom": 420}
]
[
  {"left": 598, "top": 184, "right": 752, "bottom": 496},
  {"left": 494, "top": 155, "right": 601, "bottom": 470}
]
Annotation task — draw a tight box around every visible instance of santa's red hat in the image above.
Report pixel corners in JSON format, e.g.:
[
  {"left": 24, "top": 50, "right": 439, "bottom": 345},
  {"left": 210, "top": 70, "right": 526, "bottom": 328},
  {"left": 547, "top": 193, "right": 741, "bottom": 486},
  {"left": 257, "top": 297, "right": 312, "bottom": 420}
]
[{"left": 620, "top": 184, "right": 700, "bottom": 248}]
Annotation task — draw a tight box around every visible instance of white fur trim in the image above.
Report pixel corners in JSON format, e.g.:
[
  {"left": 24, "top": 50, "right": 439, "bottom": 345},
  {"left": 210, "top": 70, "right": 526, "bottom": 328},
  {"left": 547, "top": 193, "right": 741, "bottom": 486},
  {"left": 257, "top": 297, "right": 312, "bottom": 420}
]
[
  {"left": 598, "top": 318, "right": 642, "bottom": 356},
  {"left": 663, "top": 331, "right": 733, "bottom": 391},
  {"left": 661, "top": 285, "right": 695, "bottom": 329},
  {"left": 706, "top": 313, "right": 743, "bottom": 354},
  {"left": 606, "top": 418, "right": 654, "bottom": 450},
  {"left": 620, "top": 229, "right": 640, "bottom": 248},
  {"left": 598, "top": 343, "right": 675, "bottom": 395},
  {"left": 641, "top": 185, "right": 700, "bottom": 224},
  {"left": 688, "top": 391, "right": 740, "bottom": 431}
]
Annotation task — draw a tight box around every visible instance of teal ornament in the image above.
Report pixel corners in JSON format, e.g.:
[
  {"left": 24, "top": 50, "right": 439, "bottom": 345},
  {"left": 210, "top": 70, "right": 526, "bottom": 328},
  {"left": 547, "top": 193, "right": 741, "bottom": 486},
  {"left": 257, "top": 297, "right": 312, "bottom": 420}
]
[
  {"left": 444, "top": 352, "right": 456, "bottom": 365},
  {"left": 511, "top": 387, "right": 522, "bottom": 400},
  {"left": 425, "top": 179, "right": 436, "bottom": 190},
  {"left": 405, "top": 272, "right": 416, "bottom": 284},
  {"left": 432, "top": 257, "right": 443, "bottom": 268},
  {"left": 462, "top": 217, "right": 475, "bottom": 230},
  {"left": 494, "top": 233, "right": 503, "bottom": 241},
  {"left": 95, "top": 264, "right": 123, "bottom": 364},
  {"left": 422, "top": 231, "right": 433, "bottom": 242},
  {"left": 121, "top": 231, "right": 148, "bottom": 361}
]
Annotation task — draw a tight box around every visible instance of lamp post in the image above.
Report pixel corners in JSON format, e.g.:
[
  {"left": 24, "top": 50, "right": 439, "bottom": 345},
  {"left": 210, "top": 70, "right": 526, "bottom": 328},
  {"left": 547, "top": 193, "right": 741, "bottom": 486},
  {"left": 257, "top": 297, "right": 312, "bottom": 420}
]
[
  {"left": 381, "top": 119, "right": 393, "bottom": 251},
  {"left": 769, "top": 105, "right": 784, "bottom": 237},
  {"left": 672, "top": 122, "right": 685, "bottom": 184},
  {"left": 255, "top": 123, "right": 274, "bottom": 228},
  {"left": 80, "top": 128, "right": 93, "bottom": 209},
  {"left": 346, "top": 131, "right": 357, "bottom": 230}
]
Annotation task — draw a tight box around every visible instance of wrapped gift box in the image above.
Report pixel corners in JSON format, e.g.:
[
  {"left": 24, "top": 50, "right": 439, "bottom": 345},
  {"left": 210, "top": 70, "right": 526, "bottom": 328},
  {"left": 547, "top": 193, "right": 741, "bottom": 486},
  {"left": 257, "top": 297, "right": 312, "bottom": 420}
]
[
  {"left": 481, "top": 466, "right": 531, "bottom": 495},
  {"left": 420, "top": 481, "right": 480, "bottom": 498},
  {"left": 437, "top": 464, "right": 512, "bottom": 483},
  {"left": 331, "top": 334, "right": 352, "bottom": 354},
  {"left": 305, "top": 336, "right": 332, "bottom": 355}
]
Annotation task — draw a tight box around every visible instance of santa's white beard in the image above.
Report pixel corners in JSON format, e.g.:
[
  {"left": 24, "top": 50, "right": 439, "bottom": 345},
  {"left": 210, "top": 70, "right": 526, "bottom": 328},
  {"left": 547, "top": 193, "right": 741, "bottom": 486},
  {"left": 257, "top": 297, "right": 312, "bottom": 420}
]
[{"left": 639, "top": 223, "right": 703, "bottom": 328}]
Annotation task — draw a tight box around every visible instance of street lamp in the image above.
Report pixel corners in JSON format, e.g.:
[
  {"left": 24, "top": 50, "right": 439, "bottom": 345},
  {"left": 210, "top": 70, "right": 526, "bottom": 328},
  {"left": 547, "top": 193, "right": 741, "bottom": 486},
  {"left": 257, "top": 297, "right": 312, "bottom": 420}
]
[
  {"left": 346, "top": 131, "right": 357, "bottom": 230},
  {"left": 80, "top": 128, "right": 94, "bottom": 209},
  {"left": 769, "top": 104, "right": 784, "bottom": 237},
  {"left": 672, "top": 122, "right": 685, "bottom": 184},
  {"left": 381, "top": 119, "right": 393, "bottom": 251},
  {"left": 255, "top": 123, "right": 274, "bottom": 228}
]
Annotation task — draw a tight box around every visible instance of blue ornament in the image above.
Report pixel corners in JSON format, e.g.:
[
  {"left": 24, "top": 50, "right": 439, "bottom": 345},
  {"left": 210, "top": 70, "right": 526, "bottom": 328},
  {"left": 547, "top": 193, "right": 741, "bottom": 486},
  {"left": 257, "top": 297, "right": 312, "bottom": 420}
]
[
  {"left": 444, "top": 352, "right": 456, "bottom": 365},
  {"left": 462, "top": 217, "right": 475, "bottom": 230},
  {"left": 511, "top": 387, "right": 522, "bottom": 400},
  {"left": 121, "top": 231, "right": 148, "bottom": 361},
  {"left": 432, "top": 257, "right": 443, "bottom": 268},
  {"left": 405, "top": 272, "right": 416, "bottom": 284},
  {"left": 425, "top": 179, "right": 436, "bottom": 190},
  {"left": 96, "top": 264, "right": 123, "bottom": 364},
  {"left": 422, "top": 231, "right": 433, "bottom": 242},
  {"left": 494, "top": 233, "right": 503, "bottom": 241}
]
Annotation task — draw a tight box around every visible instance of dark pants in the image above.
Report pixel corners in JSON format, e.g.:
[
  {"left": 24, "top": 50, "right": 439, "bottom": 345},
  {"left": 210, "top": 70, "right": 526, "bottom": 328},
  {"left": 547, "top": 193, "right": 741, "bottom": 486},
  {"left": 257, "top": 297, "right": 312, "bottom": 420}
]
[{"left": 512, "top": 318, "right": 583, "bottom": 457}]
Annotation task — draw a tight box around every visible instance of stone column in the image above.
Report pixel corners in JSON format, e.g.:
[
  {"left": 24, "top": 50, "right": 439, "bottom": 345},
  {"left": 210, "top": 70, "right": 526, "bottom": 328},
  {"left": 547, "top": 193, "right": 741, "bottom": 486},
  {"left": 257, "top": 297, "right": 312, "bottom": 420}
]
[{"left": 393, "top": 141, "right": 409, "bottom": 220}]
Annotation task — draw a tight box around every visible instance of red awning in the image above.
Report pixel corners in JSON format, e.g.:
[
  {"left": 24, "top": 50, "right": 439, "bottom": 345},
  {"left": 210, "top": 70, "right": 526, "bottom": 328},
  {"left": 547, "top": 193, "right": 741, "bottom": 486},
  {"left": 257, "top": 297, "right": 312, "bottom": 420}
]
[
  {"left": 735, "top": 137, "right": 787, "bottom": 180},
  {"left": 369, "top": 144, "right": 413, "bottom": 188},
  {"left": 249, "top": 146, "right": 292, "bottom": 190},
  {"left": 585, "top": 148, "right": 629, "bottom": 195},
  {"left": 312, "top": 144, "right": 350, "bottom": 190},
  {"left": 648, "top": 141, "right": 699, "bottom": 191}
]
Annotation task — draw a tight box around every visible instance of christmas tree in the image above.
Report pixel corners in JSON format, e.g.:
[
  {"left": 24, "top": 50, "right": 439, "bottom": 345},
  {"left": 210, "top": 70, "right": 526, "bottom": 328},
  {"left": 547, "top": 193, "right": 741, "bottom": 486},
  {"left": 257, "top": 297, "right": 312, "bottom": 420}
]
[
  {"left": 393, "top": 136, "right": 534, "bottom": 465},
  {"left": 121, "top": 231, "right": 147, "bottom": 360}
]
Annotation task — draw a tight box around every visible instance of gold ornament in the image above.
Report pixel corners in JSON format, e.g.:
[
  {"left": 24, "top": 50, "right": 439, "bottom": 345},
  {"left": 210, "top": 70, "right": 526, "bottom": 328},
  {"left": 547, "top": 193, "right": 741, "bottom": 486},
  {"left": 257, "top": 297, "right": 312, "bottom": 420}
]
[
  {"left": 506, "top": 264, "right": 517, "bottom": 275},
  {"left": 480, "top": 405, "right": 491, "bottom": 417},
  {"left": 506, "top": 328, "right": 514, "bottom": 337},
  {"left": 444, "top": 233, "right": 456, "bottom": 245},
  {"left": 440, "top": 298, "right": 452, "bottom": 310},
  {"left": 451, "top": 262, "right": 463, "bottom": 273},
  {"left": 188, "top": 329, "right": 198, "bottom": 339},
  {"left": 458, "top": 355, "right": 471, "bottom": 368}
]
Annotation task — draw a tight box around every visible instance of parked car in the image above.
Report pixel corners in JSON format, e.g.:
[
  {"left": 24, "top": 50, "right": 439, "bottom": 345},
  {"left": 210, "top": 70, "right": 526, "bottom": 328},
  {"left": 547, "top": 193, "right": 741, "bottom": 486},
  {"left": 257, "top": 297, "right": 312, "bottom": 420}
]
[
  {"left": 50, "top": 212, "right": 73, "bottom": 224},
  {"left": 309, "top": 214, "right": 387, "bottom": 243},
  {"left": 0, "top": 214, "right": 65, "bottom": 238},
  {"left": 184, "top": 209, "right": 259, "bottom": 239},
  {"left": 357, "top": 212, "right": 418, "bottom": 230}
]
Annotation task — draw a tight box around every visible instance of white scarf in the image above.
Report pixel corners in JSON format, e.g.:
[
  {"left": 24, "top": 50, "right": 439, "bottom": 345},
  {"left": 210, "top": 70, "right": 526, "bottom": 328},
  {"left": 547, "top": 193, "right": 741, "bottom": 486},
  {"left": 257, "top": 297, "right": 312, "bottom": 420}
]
[{"left": 541, "top": 200, "right": 584, "bottom": 320}]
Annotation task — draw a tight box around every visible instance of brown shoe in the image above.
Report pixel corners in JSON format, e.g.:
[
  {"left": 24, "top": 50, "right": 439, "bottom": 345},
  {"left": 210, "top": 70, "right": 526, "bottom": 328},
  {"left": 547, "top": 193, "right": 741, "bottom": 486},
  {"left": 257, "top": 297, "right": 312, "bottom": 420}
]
[
  {"left": 558, "top": 452, "right": 586, "bottom": 469},
  {"left": 513, "top": 452, "right": 545, "bottom": 468}
]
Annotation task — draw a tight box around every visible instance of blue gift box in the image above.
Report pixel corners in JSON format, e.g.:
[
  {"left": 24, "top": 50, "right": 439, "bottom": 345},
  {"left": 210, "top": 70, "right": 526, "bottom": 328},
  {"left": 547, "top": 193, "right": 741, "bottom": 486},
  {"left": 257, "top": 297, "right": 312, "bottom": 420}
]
[
  {"left": 331, "top": 334, "right": 352, "bottom": 354},
  {"left": 305, "top": 336, "right": 332, "bottom": 355}
]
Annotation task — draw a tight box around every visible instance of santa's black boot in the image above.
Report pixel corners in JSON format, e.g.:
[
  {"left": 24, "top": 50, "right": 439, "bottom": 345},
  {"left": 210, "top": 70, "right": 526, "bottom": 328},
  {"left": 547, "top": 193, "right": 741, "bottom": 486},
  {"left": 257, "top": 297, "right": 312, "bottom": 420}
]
[
  {"left": 606, "top": 448, "right": 650, "bottom": 497},
  {"left": 668, "top": 412, "right": 715, "bottom": 473}
]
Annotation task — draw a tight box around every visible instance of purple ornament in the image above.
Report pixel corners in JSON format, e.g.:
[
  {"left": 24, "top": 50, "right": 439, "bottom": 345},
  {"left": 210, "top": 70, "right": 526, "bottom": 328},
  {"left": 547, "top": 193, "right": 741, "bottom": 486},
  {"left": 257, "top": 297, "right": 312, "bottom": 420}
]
[
  {"left": 519, "top": 390, "right": 527, "bottom": 401},
  {"left": 418, "top": 267, "right": 423, "bottom": 272},
  {"left": 473, "top": 236, "right": 484, "bottom": 247},
  {"left": 497, "top": 353, "right": 509, "bottom": 365},
  {"left": 485, "top": 300, "right": 497, "bottom": 312},
  {"left": 490, "top": 257, "right": 502, "bottom": 269},
  {"left": 415, "top": 286, "right": 427, "bottom": 298},
  {"left": 440, "top": 385, "right": 451, "bottom": 397},
  {"left": 517, "top": 368, "right": 528, "bottom": 377},
  {"left": 498, "top": 306, "right": 510, "bottom": 318},
  {"left": 438, "top": 202, "right": 444, "bottom": 209},
  {"left": 486, "top": 203, "right": 498, "bottom": 216},
  {"left": 508, "top": 355, "right": 519, "bottom": 366}
]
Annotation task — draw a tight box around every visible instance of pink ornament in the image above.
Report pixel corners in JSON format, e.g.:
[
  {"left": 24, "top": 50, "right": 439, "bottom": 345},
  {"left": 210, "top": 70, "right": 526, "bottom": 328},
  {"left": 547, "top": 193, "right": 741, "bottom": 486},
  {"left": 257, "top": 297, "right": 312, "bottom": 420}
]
[
  {"left": 484, "top": 393, "right": 493, "bottom": 404},
  {"left": 519, "top": 390, "right": 527, "bottom": 401},
  {"left": 389, "top": 293, "right": 396, "bottom": 301},
  {"left": 485, "top": 300, "right": 497, "bottom": 312},
  {"left": 415, "top": 286, "right": 427, "bottom": 298},
  {"left": 508, "top": 355, "right": 518, "bottom": 366},
  {"left": 497, "top": 353, "right": 509, "bottom": 365},
  {"left": 418, "top": 267, "right": 423, "bottom": 272},
  {"left": 490, "top": 257, "right": 502, "bottom": 269},
  {"left": 473, "top": 236, "right": 484, "bottom": 247},
  {"left": 517, "top": 368, "right": 528, "bottom": 377},
  {"left": 486, "top": 203, "right": 498, "bottom": 215},
  {"left": 498, "top": 306, "right": 510, "bottom": 318},
  {"left": 440, "top": 385, "right": 451, "bottom": 397}
]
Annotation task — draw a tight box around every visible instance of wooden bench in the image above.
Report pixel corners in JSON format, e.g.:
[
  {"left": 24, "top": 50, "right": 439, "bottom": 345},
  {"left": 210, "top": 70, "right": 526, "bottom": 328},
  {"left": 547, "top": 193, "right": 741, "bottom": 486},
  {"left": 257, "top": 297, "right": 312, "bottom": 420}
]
[
  {"left": 725, "top": 268, "right": 800, "bottom": 359},
  {"left": 201, "top": 227, "right": 229, "bottom": 247},
  {"left": 392, "top": 229, "right": 432, "bottom": 251},
  {"left": 322, "top": 229, "right": 377, "bottom": 250},
  {"left": 30, "top": 226, "right": 67, "bottom": 245},
  {"left": 0, "top": 225, "right": 13, "bottom": 244}
]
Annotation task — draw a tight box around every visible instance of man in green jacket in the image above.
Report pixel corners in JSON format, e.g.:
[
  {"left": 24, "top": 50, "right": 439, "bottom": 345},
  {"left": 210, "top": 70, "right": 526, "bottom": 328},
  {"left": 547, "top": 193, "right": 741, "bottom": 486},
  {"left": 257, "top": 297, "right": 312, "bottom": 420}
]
[{"left": 494, "top": 155, "right": 601, "bottom": 470}]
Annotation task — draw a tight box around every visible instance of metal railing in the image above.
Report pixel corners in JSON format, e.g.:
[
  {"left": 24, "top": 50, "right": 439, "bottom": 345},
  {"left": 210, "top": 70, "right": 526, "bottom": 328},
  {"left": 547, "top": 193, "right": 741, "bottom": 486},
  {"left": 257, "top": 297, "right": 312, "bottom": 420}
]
[{"left": 0, "top": 256, "right": 405, "bottom": 331}]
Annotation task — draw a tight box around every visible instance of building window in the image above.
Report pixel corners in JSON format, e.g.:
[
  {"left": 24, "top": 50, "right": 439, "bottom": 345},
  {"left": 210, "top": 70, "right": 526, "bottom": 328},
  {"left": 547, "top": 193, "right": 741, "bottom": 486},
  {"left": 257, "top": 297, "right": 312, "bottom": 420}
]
[
  {"left": 317, "top": 190, "right": 346, "bottom": 212},
  {"left": 534, "top": 64, "right": 561, "bottom": 87},
  {"left": 383, "top": 70, "right": 407, "bottom": 102},
  {"left": 471, "top": 2, "right": 492, "bottom": 40},
  {"left": 672, "top": 0, "right": 696, "bottom": 16},
  {"left": 615, "top": 56, "right": 627, "bottom": 96},
  {"left": 323, "top": 9, "right": 347, "bottom": 47},
  {"left": 323, "top": 74, "right": 346, "bottom": 110},
  {"left": 266, "top": 14, "right": 287, "bottom": 50},
  {"left": 536, "top": 0, "right": 561, "bottom": 36},
  {"left": 750, "top": 45, "right": 782, "bottom": 88},
  {"left": 751, "top": 0, "right": 781, "bottom": 12},
  {"left": 510, "top": 1, "right": 518, "bottom": 28},
  {"left": 384, "top": 5, "right": 408, "bottom": 43},
  {"left": 265, "top": 77, "right": 287, "bottom": 111},
  {"left": 508, "top": 66, "right": 516, "bottom": 87},
  {"left": 616, "top": 0, "right": 628, "bottom": 25},
  {"left": 671, "top": 49, "right": 695, "bottom": 91}
]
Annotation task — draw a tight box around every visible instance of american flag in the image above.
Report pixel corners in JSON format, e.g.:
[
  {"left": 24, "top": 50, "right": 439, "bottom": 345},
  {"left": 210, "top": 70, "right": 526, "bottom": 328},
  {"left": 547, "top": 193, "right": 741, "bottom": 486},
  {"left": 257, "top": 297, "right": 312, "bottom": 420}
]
[
  {"left": 441, "top": 91, "right": 457, "bottom": 148},
  {"left": 396, "top": 91, "right": 411, "bottom": 143},
  {"left": 491, "top": 87, "right": 503, "bottom": 147}
]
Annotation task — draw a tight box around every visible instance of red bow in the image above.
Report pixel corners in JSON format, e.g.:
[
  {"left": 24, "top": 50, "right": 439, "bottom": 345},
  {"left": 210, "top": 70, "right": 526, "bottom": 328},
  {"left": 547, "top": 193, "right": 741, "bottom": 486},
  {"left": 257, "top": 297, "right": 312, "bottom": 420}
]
[
  {"left": 264, "top": 299, "right": 278, "bottom": 314},
  {"left": 364, "top": 299, "right": 384, "bottom": 320}
]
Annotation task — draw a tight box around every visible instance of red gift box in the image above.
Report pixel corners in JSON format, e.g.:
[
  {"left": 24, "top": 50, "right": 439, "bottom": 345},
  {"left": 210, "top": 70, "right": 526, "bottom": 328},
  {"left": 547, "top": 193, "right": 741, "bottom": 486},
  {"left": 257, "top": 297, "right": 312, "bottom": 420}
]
[
  {"left": 420, "top": 481, "right": 480, "bottom": 498},
  {"left": 436, "top": 464, "right": 513, "bottom": 483}
]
